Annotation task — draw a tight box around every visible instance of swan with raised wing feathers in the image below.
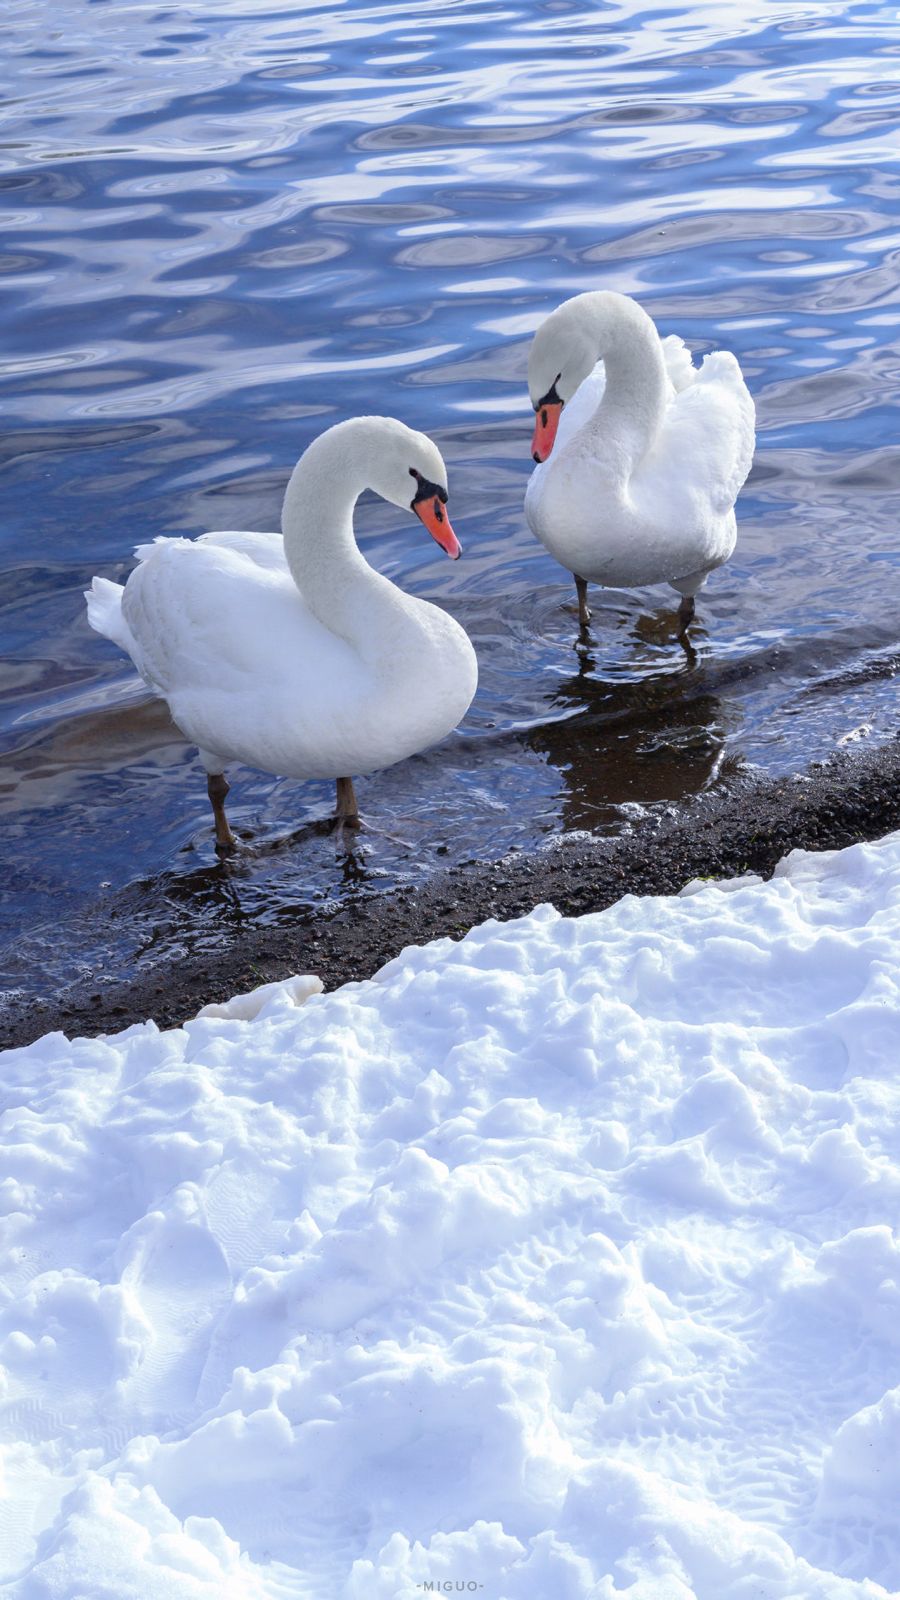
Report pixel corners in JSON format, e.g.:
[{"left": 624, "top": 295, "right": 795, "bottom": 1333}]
[
  {"left": 525, "top": 290, "right": 756, "bottom": 630},
  {"left": 85, "top": 417, "right": 478, "bottom": 850}
]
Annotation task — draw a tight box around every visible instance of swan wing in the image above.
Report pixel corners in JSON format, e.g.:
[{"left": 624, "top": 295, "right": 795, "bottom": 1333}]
[
  {"left": 197, "top": 529, "right": 291, "bottom": 572},
  {"left": 646, "top": 351, "right": 756, "bottom": 516},
  {"left": 88, "top": 533, "right": 291, "bottom": 686},
  {"left": 121, "top": 537, "right": 354, "bottom": 704},
  {"left": 660, "top": 333, "right": 697, "bottom": 394},
  {"left": 134, "top": 529, "right": 289, "bottom": 573}
]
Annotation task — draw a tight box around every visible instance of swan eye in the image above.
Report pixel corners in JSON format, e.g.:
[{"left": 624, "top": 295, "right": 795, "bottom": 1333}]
[
  {"left": 535, "top": 375, "right": 563, "bottom": 412},
  {"left": 409, "top": 467, "right": 448, "bottom": 512}
]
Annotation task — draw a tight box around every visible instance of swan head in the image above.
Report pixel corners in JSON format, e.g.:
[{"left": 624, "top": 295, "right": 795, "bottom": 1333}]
[
  {"left": 362, "top": 418, "right": 461, "bottom": 560},
  {"left": 528, "top": 302, "right": 597, "bottom": 463}
]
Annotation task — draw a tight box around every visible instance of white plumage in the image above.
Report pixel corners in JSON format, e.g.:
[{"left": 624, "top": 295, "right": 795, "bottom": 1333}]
[
  {"left": 525, "top": 291, "right": 756, "bottom": 621},
  {"left": 85, "top": 416, "right": 478, "bottom": 845}
]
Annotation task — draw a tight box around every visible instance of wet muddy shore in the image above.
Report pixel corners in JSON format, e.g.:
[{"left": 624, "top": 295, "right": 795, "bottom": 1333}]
[{"left": 4, "top": 737, "right": 899, "bottom": 1051}]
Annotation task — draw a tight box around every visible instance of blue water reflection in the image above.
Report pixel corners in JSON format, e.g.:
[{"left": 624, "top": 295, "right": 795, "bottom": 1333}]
[{"left": 1, "top": 0, "right": 899, "bottom": 998}]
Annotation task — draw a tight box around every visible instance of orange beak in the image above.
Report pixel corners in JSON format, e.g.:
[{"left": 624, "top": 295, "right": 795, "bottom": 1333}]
[
  {"left": 532, "top": 402, "right": 563, "bottom": 463},
  {"left": 414, "top": 493, "right": 461, "bottom": 560}
]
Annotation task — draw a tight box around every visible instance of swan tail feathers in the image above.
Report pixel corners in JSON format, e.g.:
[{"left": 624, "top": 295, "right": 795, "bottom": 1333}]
[{"left": 84, "top": 575, "right": 136, "bottom": 652}]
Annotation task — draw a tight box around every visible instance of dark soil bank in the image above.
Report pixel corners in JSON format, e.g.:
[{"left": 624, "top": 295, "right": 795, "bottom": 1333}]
[{"left": 4, "top": 739, "right": 900, "bottom": 1050}]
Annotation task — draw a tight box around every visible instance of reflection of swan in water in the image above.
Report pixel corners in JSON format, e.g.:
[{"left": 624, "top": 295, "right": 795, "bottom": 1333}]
[
  {"left": 523, "top": 620, "right": 741, "bottom": 833},
  {"left": 132, "top": 828, "right": 378, "bottom": 940},
  {"left": 0, "top": 696, "right": 184, "bottom": 815}
]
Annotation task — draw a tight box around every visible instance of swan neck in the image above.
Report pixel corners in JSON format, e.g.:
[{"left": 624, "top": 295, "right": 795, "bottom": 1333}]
[
  {"left": 281, "top": 429, "right": 379, "bottom": 639},
  {"left": 580, "top": 293, "right": 667, "bottom": 463}
]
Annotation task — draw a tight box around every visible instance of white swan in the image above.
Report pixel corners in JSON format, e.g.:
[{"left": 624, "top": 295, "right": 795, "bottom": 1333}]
[
  {"left": 524, "top": 291, "right": 756, "bottom": 630},
  {"left": 85, "top": 416, "right": 478, "bottom": 850}
]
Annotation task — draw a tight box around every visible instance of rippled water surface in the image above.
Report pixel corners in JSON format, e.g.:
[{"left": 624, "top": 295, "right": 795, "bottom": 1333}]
[{"left": 2, "top": 0, "right": 899, "bottom": 999}]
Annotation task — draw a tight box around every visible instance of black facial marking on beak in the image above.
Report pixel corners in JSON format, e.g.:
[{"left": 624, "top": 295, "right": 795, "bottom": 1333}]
[
  {"left": 409, "top": 467, "right": 449, "bottom": 512},
  {"left": 533, "top": 375, "right": 563, "bottom": 413}
]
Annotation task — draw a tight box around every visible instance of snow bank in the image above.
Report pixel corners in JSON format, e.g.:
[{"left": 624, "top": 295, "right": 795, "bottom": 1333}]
[{"left": 3, "top": 835, "right": 900, "bottom": 1597}]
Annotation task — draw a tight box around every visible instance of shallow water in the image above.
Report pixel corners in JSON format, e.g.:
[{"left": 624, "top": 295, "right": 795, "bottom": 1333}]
[{"left": 2, "top": 0, "right": 899, "bottom": 1001}]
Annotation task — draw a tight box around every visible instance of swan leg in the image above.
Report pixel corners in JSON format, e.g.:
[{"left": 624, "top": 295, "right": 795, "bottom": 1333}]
[
  {"left": 671, "top": 568, "right": 709, "bottom": 637},
  {"left": 330, "top": 779, "right": 412, "bottom": 849},
  {"left": 207, "top": 772, "right": 237, "bottom": 853},
  {"left": 575, "top": 575, "right": 591, "bottom": 629},
  {"left": 334, "top": 776, "right": 361, "bottom": 831},
  {"left": 677, "top": 592, "right": 696, "bottom": 631}
]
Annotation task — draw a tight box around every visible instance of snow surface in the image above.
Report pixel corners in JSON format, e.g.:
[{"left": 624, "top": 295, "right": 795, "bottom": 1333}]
[{"left": 3, "top": 835, "right": 900, "bottom": 1598}]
